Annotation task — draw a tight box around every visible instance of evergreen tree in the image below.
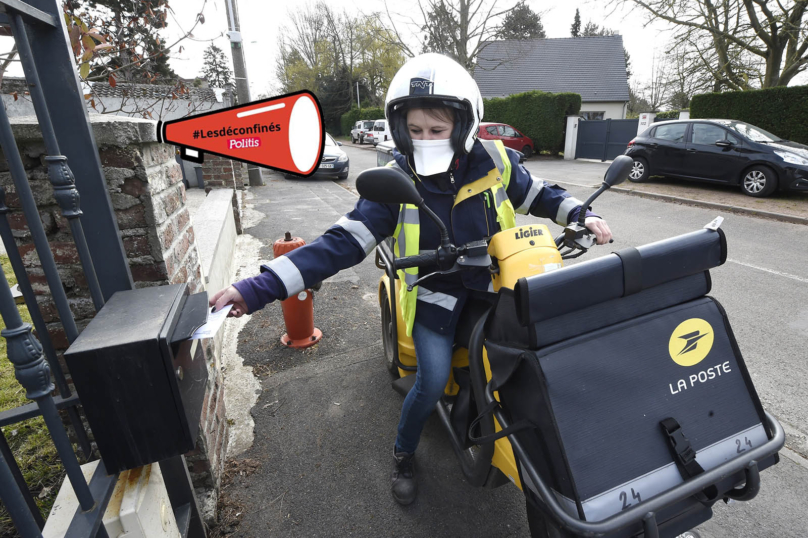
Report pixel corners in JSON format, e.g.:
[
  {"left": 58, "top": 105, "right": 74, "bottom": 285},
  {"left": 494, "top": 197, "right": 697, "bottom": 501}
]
[
  {"left": 570, "top": 9, "right": 581, "bottom": 37},
  {"left": 202, "top": 44, "right": 234, "bottom": 89},
  {"left": 499, "top": 1, "right": 545, "bottom": 40}
]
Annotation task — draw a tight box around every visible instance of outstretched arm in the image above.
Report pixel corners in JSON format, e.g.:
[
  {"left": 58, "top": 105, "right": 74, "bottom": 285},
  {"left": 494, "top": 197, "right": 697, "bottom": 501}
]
[
  {"left": 504, "top": 150, "right": 612, "bottom": 244},
  {"left": 211, "top": 199, "right": 398, "bottom": 317}
]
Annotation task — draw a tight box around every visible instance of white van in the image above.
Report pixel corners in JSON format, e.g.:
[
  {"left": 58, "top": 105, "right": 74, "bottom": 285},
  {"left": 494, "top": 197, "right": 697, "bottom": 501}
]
[
  {"left": 350, "top": 120, "right": 376, "bottom": 144},
  {"left": 365, "top": 119, "right": 391, "bottom": 146}
]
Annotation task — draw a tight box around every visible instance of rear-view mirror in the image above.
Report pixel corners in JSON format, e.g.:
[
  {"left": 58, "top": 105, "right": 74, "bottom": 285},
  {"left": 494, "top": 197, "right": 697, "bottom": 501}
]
[
  {"left": 356, "top": 166, "right": 423, "bottom": 206},
  {"left": 715, "top": 140, "right": 733, "bottom": 148},
  {"left": 603, "top": 155, "right": 634, "bottom": 187}
]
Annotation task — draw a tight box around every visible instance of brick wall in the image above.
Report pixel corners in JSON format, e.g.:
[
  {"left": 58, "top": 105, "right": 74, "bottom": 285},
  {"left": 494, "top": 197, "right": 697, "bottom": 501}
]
[
  {"left": 0, "top": 115, "right": 228, "bottom": 524},
  {"left": 201, "top": 154, "right": 246, "bottom": 190}
]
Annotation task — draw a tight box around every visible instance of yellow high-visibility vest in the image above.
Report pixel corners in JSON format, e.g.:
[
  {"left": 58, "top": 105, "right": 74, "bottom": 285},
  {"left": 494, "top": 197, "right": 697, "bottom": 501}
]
[{"left": 388, "top": 139, "right": 515, "bottom": 336}]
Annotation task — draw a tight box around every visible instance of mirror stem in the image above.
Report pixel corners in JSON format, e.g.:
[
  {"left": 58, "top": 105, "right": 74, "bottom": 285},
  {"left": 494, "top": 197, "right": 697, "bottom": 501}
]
[
  {"left": 418, "top": 201, "right": 452, "bottom": 248},
  {"left": 577, "top": 183, "right": 609, "bottom": 226}
]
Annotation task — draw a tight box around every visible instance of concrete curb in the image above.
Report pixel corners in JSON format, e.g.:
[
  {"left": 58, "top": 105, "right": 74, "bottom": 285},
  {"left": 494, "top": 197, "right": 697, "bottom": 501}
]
[
  {"left": 346, "top": 143, "right": 377, "bottom": 152},
  {"left": 611, "top": 187, "right": 808, "bottom": 226}
]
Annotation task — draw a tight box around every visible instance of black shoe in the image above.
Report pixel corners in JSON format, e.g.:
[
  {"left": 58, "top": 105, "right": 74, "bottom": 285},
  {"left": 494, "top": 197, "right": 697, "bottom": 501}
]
[{"left": 391, "top": 449, "right": 417, "bottom": 505}]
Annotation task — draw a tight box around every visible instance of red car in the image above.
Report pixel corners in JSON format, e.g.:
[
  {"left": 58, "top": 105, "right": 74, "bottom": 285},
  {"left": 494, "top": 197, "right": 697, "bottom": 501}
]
[{"left": 478, "top": 122, "right": 534, "bottom": 158}]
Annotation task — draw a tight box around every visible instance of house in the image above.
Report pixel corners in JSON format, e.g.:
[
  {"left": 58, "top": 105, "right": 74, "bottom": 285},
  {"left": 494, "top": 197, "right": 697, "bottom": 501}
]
[{"left": 474, "top": 35, "right": 630, "bottom": 120}]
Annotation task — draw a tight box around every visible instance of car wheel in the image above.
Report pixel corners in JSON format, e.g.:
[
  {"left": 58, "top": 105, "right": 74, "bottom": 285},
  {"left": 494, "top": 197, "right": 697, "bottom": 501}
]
[
  {"left": 628, "top": 157, "right": 650, "bottom": 183},
  {"left": 351, "top": 136, "right": 356, "bottom": 144},
  {"left": 337, "top": 170, "right": 349, "bottom": 180},
  {"left": 521, "top": 145, "right": 532, "bottom": 159},
  {"left": 741, "top": 165, "right": 777, "bottom": 197}
]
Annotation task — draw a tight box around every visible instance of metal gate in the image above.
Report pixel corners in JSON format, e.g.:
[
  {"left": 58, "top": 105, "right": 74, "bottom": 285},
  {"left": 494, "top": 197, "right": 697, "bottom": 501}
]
[
  {"left": 576, "top": 118, "right": 639, "bottom": 161},
  {"left": 0, "top": 1, "right": 204, "bottom": 536}
]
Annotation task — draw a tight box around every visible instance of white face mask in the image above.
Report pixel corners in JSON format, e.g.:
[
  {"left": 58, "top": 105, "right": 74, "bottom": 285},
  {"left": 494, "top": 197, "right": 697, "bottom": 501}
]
[{"left": 411, "top": 138, "right": 455, "bottom": 176}]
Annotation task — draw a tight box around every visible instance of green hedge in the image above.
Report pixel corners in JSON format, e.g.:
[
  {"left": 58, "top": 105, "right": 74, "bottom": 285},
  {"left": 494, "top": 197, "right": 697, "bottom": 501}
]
[
  {"left": 691, "top": 86, "right": 808, "bottom": 145},
  {"left": 340, "top": 107, "right": 385, "bottom": 136},
  {"left": 483, "top": 91, "right": 581, "bottom": 154},
  {"left": 655, "top": 110, "right": 681, "bottom": 120},
  {"left": 339, "top": 91, "right": 581, "bottom": 152}
]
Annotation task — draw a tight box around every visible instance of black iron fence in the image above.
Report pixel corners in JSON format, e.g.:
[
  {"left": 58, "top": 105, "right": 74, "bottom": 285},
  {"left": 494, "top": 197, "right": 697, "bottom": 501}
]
[{"left": 0, "top": 1, "right": 204, "bottom": 536}]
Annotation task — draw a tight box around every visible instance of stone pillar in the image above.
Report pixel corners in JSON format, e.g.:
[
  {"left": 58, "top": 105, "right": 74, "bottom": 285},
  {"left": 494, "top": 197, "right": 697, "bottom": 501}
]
[
  {"left": 564, "top": 115, "right": 580, "bottom": 161},
  {"left": 638, "top": 112, "right": 657, "bottom": 135},
  {"left": 0, "top": 114, "right": 228, "bottom": 524}
]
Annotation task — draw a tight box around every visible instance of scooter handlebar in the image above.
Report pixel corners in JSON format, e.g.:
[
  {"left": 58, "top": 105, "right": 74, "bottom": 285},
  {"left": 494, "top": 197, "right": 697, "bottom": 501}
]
[{"left": 395, "top": 251, "right": 438, "bottom": 270}]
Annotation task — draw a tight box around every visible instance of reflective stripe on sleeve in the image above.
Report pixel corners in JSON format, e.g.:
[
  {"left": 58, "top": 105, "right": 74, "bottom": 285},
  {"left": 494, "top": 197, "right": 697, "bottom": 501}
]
[
  {"left": 266, "top": 255, "right": 306, "bottom": 296},
  {"left": 335, "top": 216, "right": 377, "bottom": 257},
  {"left": 416, "top": 286, "right": 458, "bottom": 311},
  {"left": 556, "top": 196, "right": 583, "bottom": 225},
  {"left": 516, "top": 175, "right": 544, "bottom": 214}
]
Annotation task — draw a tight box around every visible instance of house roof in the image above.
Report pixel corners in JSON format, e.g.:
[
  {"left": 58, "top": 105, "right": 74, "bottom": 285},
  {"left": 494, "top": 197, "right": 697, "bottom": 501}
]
[
  {"left": 474, "top": 36, "right": 630, "bottom": 102},
  {"left": 1, "top": 77, "right": 30, "bottom": 95},
  {"left": 90, "top": 82, "right": 223, "bottom": 102}
]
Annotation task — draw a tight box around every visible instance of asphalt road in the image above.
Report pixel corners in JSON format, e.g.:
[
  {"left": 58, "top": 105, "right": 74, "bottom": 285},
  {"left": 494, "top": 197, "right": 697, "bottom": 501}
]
[{"left": 226, "top": 145, "right": 808, "bottom": 537}]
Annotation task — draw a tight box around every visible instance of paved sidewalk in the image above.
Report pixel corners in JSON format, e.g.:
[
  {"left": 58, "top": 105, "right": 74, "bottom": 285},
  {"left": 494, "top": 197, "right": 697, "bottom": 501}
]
[{"left": 522, "top": 158, "right": 808, "bottom": 223}]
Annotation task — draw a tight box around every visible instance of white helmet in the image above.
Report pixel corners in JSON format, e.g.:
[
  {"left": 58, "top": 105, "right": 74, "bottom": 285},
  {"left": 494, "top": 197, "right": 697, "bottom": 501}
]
[{"left": 385, "top": 53, "right": 484, "bottom": 158}]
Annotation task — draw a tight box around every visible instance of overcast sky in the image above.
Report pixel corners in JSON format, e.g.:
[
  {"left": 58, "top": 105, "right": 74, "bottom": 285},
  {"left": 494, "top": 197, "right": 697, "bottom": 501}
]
[
  {"left": 0, "top": 0, "right": 804, "bottom": 98},
  {"left": 162, "top": 0, "right": 675, "bottom": 96}
]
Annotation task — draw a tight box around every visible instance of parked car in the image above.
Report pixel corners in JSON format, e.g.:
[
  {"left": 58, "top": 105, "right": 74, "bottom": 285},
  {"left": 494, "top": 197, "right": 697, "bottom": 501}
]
[
  {"left": 478, "top": 122, "right": 534, "bottom": 158},
  {"left": 351, "top": 120, "right": 376, "bottom": 144},
  {"left": 625, "top": 119, "right": 808, "bottom": 197},
  {"left": 284, "top": 133, "right": 349, "bottom": 179},
  {"left": 366, "top": 119, "right": 391, "bottom": 146}
]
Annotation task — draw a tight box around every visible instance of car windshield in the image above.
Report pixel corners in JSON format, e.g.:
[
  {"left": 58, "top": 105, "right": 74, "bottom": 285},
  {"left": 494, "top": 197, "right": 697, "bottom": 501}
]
[
  {"left": 363, "top": 121, "right": 375, "bottom": 129},
  {"left": 712, "top": 120, "right": 781, "bottom": 142},
  {"left": 325, "top": 134, "right": 336, "bottom": 146}
]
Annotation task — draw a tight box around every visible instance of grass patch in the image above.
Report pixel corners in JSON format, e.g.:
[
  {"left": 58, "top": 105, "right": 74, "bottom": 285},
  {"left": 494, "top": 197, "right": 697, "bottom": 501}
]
[{"left": 0, "top": 255, "right": 66, "bottom": 537}]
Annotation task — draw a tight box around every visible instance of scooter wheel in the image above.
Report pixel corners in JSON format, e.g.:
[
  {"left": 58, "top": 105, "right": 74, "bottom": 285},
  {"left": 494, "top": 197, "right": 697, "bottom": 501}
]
[{"left": 381, "top": 290, "right": 400, "bottom": 379}]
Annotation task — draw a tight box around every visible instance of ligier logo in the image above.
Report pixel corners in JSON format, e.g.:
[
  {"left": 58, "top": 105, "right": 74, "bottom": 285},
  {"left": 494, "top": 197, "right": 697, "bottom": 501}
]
[
  {"left": 669, "top": 318, "right": 714, "bottom": 366},
  {"left": 409, "top": 77, "right": 434, "bottom": 96}
]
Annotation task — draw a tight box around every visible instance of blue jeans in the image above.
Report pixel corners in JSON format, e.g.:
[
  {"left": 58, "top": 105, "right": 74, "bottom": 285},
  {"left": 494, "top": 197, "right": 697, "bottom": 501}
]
[{"left": 395, "top": 320, "right": 455, "bottom": 454}]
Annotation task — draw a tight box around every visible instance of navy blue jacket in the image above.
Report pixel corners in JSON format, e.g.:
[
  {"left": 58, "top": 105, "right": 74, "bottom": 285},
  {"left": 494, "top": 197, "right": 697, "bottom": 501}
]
[{"left": 234, "top": 140, "right": 592, "bottom": 334}]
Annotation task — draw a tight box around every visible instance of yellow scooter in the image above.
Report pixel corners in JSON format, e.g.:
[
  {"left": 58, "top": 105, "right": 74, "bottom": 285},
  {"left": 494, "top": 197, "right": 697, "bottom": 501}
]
[{"left": 356, "top": 156, "right": 785, "bottom": 538}]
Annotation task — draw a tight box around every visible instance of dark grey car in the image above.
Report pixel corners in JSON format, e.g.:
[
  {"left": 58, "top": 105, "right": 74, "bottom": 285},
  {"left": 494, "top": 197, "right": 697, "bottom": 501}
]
[
  {"left": 625, "top": 119, "right": 808, "bottom": 197},
  {"left": 285, "top": 134, "right": 349, "bottom": 180}
]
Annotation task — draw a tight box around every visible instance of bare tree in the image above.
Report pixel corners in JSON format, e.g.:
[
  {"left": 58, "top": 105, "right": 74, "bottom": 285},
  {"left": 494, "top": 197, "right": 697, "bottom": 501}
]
[
  {"left": 610, "top": 0, "right": 808, "bottom": 88},
  {"left": 380, "top": 0, "right": 518, "bottom": 72},
  {"left": 666, "top": 43, "right": 715, "bottom": 108},
  {"left": 645, "top": 51, "right": 672, "bottom": 111}
]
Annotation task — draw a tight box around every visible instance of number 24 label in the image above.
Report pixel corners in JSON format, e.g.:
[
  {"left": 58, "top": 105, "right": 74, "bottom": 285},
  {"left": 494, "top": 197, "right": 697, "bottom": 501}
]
[
  {"left": 619, "top": 488, "right": 642, "bottom": 510},
  {"left": 736, "top": 436, "right": 753, "bottom": 453}
]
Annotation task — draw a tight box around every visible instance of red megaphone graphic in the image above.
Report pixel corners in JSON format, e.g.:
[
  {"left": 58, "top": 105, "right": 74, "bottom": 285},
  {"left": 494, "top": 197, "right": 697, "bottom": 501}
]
[{"left": 156, "top": 90, "right": 325, "bottom": 177}]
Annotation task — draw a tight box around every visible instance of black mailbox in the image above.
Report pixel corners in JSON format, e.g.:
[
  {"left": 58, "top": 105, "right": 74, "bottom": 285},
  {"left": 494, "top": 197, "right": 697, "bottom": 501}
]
[{"left": 65, "top": 283, "right": 209, "bottom": 472}]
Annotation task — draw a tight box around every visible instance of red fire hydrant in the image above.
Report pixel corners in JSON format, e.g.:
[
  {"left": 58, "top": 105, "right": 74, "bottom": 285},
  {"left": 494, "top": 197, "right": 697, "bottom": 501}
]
[{"left": 273, "top": 232, "right": 323, "bottom": 349}]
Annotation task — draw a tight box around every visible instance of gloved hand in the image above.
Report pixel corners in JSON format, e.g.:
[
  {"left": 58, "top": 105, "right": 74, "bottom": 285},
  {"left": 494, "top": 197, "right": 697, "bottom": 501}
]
[{"left": 209, "top": 286, "right": 250, "bottom": 318}]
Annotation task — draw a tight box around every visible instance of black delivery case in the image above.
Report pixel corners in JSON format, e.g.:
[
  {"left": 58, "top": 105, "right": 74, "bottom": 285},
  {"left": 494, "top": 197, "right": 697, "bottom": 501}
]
[
  {"left": 65, "top": 284, "right": 209, "bottom": 472},
  {"left": 484, "top": 228, "right": 778, "bottom": 535}
]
